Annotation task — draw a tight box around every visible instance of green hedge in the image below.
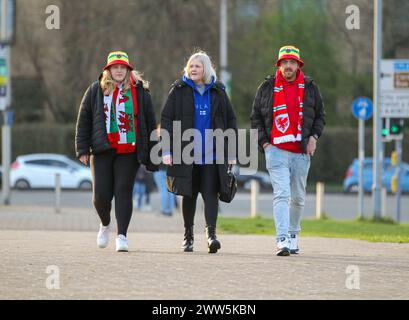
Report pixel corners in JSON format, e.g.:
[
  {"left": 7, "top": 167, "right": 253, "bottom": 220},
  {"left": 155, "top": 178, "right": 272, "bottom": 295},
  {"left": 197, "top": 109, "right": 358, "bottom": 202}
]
[
  {"left": 7, "top": 124, "right": 76, "bottom": 160},
  {"left": 2, "top": 124, "right": 408, "bottom": 184}
]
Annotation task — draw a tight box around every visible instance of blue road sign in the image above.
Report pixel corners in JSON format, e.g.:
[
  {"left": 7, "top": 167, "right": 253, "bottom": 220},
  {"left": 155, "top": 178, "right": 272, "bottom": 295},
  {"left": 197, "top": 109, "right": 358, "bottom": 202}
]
[{"left": 352, "top": 97, "right": 373, "bottom": 121}]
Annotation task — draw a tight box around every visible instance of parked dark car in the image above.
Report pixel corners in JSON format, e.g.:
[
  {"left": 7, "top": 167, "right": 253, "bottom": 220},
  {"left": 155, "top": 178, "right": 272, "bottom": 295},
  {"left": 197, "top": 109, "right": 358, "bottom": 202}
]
[{"left": 234, "top": 167, "right": 271, "bottom": 190}]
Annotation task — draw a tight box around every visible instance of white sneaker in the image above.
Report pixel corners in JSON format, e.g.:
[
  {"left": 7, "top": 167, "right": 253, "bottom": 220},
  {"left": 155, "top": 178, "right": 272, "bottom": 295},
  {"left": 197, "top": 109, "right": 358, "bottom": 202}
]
[
  {"left": 289, "top": 234, "right": 299, "bottom": 254},
  {"left": 116, "top": 234, "right": 128, "bottom": 252},
  {"left": 276, "top": 237, "right": 290, "bottom": 256},
  {"left": 97, "top": 223, "right": 110, "bottom": 248}
]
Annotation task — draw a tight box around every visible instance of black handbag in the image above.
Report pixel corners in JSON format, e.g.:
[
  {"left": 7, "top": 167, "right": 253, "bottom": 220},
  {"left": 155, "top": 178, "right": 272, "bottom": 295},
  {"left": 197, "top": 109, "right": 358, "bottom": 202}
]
[{"left": 219, "top": 164, "right": 237, "bottom": 203}]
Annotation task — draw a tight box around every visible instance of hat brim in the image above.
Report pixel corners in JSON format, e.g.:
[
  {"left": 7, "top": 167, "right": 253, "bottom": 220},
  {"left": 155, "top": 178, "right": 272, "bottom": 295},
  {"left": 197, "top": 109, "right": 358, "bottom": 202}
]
[
  {"left": 276, "top": 55, "right": 304, "bottom": 68},
  {"left": 103, "top": 60, "right": 134, "bottom": 71}
]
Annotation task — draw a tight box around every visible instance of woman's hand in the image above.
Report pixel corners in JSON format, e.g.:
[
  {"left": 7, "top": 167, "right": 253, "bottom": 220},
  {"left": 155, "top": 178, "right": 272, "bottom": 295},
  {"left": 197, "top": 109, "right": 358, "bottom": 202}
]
[
  {"left": 79, "top": 155, "right": 90, "bottom": 166},
  {"left": 163, "top": 154, "right": 173, "bottom": 166}
]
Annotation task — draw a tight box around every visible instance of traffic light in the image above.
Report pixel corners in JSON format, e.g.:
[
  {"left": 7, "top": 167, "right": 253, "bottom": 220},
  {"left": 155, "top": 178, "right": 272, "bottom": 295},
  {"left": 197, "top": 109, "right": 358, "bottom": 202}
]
[
  {"left": 382, "top": 118, "right": 404, "bottom": 139},
  {"left": 382, "top": 118, "right": 389, "bottom": 138},
  {"left": 390, "top": 118, "right": 404, "bottom": 135}
]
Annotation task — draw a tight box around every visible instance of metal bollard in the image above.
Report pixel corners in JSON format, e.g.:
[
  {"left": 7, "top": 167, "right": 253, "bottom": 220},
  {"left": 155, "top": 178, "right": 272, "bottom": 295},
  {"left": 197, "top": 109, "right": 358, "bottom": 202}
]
[
  {"left": 316, "top": 182, "right": 324, "bottom": 219},
  {"left": 250, "top": 179, "right": 259, "bottom": 218},
  {"left": 55, "top": 173, "right": 61, "bottom": 214}
]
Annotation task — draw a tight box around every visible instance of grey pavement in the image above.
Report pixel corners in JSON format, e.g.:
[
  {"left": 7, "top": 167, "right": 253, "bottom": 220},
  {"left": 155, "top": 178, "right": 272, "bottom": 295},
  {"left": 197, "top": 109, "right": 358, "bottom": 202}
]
[
  {"left": 1, "top": 230, "right": 408, "bottom": 299},
  {"left": 1, "top": 195, "right": 409, "bottom": 299},
  {"left": 0, "top": 204, "right": 194, "bottom": 233}
]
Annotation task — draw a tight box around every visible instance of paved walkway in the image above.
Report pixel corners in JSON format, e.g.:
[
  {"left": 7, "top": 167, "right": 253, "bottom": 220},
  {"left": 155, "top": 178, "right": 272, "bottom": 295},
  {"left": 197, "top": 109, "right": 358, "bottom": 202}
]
[
  {"left": 0, "top": 205, "right": 408, "bottom": 299},
  {"left": 0, "top": 204, "right": 190, "bottom": 233}
]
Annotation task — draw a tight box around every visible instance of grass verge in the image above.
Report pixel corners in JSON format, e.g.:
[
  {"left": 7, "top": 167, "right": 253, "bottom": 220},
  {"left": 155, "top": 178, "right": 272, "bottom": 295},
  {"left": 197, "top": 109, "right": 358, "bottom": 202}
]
[{"left": 218, "top": 216, "right": 409, "bottom": 243}]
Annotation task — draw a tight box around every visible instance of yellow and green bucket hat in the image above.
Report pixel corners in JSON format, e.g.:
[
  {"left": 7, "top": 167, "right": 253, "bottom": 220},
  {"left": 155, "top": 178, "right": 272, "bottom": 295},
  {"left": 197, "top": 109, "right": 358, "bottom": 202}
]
[
  {"left": 275, "top": 45, "right": 304, "bottom": 68},
  {"left": 103, "top": 51, "right": 134, "bottom": 70}
]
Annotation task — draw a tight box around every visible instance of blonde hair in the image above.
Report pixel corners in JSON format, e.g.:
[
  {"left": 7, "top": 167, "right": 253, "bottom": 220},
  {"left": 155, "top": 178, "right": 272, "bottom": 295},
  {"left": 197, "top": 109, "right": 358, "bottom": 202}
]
[
  {"left": 100, "top": 69, "right": 149, "bottom": 96},
  {"left": 183, "top": 50, "right": 217, "bottom": 84}
]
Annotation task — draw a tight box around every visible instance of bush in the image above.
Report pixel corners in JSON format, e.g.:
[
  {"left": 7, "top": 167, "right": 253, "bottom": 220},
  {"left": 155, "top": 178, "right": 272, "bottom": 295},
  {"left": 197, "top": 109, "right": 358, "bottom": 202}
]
[{"left": 6, "top": 123, "right": 76, "bottom": 160}]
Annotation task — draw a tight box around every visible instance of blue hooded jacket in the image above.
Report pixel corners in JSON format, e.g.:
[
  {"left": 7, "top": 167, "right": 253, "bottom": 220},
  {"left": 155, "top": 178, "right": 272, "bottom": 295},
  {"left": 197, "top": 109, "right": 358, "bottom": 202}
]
[{"left": 183, "top": 75, "right": 215, "bottom": 165}]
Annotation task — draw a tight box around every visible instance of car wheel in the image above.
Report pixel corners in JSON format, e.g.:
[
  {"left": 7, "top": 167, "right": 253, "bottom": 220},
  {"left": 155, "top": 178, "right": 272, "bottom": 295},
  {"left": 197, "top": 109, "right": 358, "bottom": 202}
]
[
  {"left": 79, "top": 180, "right": 92, "bottom": 190},
  {"left": 15, "top": 179, "right": 31, "bottom": 190},
  {"left": 347, "top": 184, "right": 359, "bottom": 193}
]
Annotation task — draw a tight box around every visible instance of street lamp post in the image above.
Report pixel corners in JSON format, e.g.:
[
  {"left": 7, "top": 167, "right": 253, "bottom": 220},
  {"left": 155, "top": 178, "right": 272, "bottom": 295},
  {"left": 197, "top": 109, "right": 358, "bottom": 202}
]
[
  {"left": 220, "top": 0, "right": 231, "bottom": 96},
  {"left": 0, "top": 0, "right": 15, "bottom": 205},
  {"left": 373, "top": 0, "right": 383, "bottom": 220}
]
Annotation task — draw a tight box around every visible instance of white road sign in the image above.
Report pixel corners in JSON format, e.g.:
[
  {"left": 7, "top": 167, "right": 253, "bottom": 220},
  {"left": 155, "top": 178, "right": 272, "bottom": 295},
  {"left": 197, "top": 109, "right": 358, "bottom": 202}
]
[
  {"left": 381, "top": 59, "right": 409, "bottom": 118},
  {"left": 0, "top": 0, "right": 15, "bottom": 45}
]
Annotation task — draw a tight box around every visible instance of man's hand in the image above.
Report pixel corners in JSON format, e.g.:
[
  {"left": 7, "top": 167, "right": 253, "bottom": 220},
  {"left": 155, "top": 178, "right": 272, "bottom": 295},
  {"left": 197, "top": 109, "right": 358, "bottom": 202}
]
[
  {"left": 263, "top": 142, "right": 271, "bottom": 150},
  {"left": 306, "top": 136, "right": 317, "bottom": 156},
  {"left": 79, "top": 155, "right": 89, "bottom": 166},
  {"left": 163, "top": 154, "right": 173, "bottom": 166}
]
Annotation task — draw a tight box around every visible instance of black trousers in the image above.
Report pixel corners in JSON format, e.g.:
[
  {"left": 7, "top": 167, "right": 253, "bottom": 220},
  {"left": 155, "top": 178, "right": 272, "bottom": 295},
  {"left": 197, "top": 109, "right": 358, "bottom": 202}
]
[
  {"left": 182, "top": 164, "right": 219, "bottom": 229},
  {"left": 90, "top": 149, "right": 140, "bottom": 236}
]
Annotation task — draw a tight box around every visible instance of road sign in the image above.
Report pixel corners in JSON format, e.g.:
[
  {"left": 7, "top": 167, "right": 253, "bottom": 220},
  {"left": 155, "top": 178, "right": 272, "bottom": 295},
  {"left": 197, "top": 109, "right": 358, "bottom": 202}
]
[
  {"left": 0, "top": 45, "right": 10, "bottom": 110},
  {"left": 352, "top": 97, "right": 373, "bottom": 120},
  {"left": 352, "top": 97, "right": 372, "bottom": 219},
  {"left": 381, "top": 59, "right": 409, "bottom": 118},
  {"left": 0, "top": 0, "right": 15, "bottom": 45}
]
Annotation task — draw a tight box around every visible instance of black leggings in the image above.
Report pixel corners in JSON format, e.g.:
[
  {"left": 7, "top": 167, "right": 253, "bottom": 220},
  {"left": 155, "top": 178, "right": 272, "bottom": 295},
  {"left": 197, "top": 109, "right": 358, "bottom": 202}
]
[
  {"left": 182, "top": 164, "right": 219, "bottom": 229},
  {"left": 90, "top": 149, "right": 140, "bottom": 236}
]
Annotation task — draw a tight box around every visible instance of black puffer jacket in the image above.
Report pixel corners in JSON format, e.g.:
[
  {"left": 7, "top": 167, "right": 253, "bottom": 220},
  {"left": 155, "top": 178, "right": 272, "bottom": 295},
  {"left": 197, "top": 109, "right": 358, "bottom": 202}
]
[
  {"left": 250, "top": 75, "right": 325, "bottom": 153},
  {"left": 75, "top": 78, "right": 158, "bottom": 171},
  {"left": 161, "top": 79, "right": 237, "bottom": 197}
]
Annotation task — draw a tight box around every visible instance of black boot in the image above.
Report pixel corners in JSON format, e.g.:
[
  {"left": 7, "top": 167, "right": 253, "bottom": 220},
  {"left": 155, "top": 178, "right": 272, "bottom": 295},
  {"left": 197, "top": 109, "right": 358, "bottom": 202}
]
[
  {"left": 181, "top": 226, "right": 194, "bottom": 252},
  {"left": 206, "top": 226, "right": 221, "bottom": 254}
]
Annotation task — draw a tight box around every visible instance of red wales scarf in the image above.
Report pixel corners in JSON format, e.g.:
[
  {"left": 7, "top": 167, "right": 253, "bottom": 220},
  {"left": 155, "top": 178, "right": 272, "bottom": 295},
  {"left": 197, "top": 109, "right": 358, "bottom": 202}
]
[
  {"left": 272, "top": 69, "right": 304, "bottom": 144},
  {"left": 103, "top": 78, "right": 138, "bottom": 153}
]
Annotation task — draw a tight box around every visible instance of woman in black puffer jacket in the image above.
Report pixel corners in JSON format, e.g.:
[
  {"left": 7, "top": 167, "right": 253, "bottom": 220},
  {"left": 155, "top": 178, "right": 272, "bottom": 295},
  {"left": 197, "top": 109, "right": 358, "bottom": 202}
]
[
  {"left": 161, "top": 51, "right": 237, "bottom": 254},
  {"left": 75, "top": 51, "right": 158, "bottom": 253}
]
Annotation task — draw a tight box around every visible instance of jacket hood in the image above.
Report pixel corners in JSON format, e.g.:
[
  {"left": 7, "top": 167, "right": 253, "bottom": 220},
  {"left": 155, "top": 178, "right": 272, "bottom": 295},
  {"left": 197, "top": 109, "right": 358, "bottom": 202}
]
[
  {"left": 173, "top": 77, "right": 226, "bottom": 93},
  {"left": 182, "top": 75, "right": 215, "bottom": 91}
]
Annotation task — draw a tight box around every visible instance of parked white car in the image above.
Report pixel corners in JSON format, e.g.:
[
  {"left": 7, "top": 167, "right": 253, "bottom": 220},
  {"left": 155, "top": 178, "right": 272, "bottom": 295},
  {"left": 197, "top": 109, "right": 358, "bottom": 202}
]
[{"left": 10, "top": 154, "right": 92, "bottom": 190}]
